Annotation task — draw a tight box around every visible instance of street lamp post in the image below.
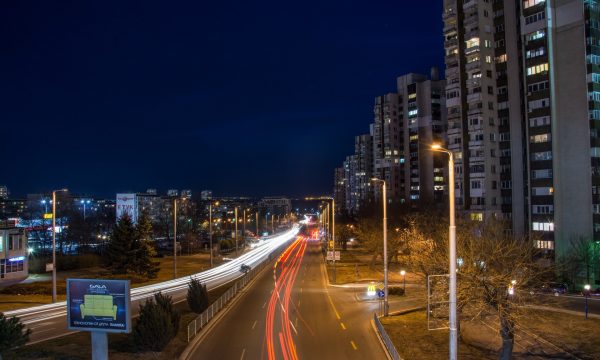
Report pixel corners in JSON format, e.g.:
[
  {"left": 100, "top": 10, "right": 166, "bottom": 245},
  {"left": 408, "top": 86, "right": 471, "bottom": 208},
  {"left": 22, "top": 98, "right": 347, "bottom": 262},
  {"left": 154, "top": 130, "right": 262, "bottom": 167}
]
[
  {"left": 255, "top": 212, "right": 259, "bottom": 236},
  {"left": 234, "top": 207, "right": 238, "bottom": 257},
  {"left": 209, "top": 202, "right": 215, "bottom": 268},
  {"left": 52, "top": 188, "right": 68, "bottom": 303},
  {"left": 371, "top": 178, "right": 388, "bottom": 316},
  {"left": 584, "top": 284, "right": 591, "bottom": 319},
  {"left": 80, "top": 199, "right": 91, "bottom": 220},
  {"left": 243, "top": 208, "right": 246, "bottom": 246},
  {"left": 400, "top": 270, "right": 406, "bottom": 295},
  {"left": 271, "top": 214, "right": 274, "bottom": 234},
  {"left": 173, "top": 198, "right": 177, "bottom": 279},
  {"left": 431, "top": 143, "right": 457, "bottom": 360}
]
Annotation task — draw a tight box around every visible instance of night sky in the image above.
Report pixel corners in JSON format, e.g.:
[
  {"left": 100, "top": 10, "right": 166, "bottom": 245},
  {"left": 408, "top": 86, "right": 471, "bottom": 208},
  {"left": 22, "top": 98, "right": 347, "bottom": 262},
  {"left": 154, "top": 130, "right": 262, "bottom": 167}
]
[{"left": 0, "top": 1, "right": 443, "bottom": 198}]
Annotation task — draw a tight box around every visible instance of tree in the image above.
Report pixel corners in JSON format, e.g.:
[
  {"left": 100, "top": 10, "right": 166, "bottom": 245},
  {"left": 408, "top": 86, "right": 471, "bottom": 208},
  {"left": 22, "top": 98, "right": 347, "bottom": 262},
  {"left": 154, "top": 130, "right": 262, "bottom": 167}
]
[
  {"left": 132, "top": 211, "right": 159, "bottom": 279},
  {"left": 404, "top": 215, "right": 551, "bottom": 360},
  {"left": 187, "top": 278, "right": 210, "bottom": 313},
  {"left": 133, "top": 294, "right": 175, "bottom": 352},
  {"left": 106, "top": 213, "right": 136, "bottom": 274},
  {"left": 559, "top": 236, "right": 600, "bottom": 288},
  {"left": 0, "top": 313, "right": 30, "bottom": 358}
]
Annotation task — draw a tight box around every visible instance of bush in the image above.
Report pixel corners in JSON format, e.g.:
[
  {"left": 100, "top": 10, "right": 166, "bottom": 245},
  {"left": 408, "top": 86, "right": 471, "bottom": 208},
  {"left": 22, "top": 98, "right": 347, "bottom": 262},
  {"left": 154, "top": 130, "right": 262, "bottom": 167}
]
[
  {"left": 132, "top": 292, "right": 179, "bottom": 352},
  {"left": 28, "top": 254, "right": 102, "bottom": 273},
  {"left": 0, "top": 313, "right": 31, "bottom": 355},
  {"left": 388, "top": 287, "right": 405, "bottom": 296},
  {"left": 187, "top": 278, "right": 210, "bottom": 314}
]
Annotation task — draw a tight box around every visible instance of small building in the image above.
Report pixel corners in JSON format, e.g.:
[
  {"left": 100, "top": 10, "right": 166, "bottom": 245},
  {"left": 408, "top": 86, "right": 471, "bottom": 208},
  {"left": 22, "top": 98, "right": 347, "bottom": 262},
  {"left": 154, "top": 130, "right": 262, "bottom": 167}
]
[{"left": 0, "top": 219, "right": 29, "bottom": 284}]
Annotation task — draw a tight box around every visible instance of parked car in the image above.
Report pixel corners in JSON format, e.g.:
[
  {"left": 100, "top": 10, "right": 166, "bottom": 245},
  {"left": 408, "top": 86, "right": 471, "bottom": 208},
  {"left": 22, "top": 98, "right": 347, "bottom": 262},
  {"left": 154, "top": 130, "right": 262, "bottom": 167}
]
[{"left": 532, "top": 282, "right": 568, "bottom": 296}]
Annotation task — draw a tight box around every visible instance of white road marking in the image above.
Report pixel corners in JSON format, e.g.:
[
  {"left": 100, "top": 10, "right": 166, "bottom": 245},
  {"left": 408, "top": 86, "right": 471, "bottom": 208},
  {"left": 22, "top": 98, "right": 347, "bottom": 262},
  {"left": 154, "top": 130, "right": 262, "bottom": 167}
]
[
  {"left": 252, "top": 320, "right": 257, "bottom": 330},
  {"left": 240, "top": 348, "right": 246, "bottom": 360}
]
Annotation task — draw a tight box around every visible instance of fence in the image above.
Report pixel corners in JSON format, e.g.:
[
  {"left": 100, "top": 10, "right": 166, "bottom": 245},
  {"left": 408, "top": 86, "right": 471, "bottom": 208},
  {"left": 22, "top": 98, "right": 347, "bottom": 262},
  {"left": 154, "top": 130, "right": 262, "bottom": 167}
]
[
  {"left": 186, "top": 259, "right": 268, "bottom": 342},
  {"left": 373, "top": 313, "right": 402, "bottom": 360}
]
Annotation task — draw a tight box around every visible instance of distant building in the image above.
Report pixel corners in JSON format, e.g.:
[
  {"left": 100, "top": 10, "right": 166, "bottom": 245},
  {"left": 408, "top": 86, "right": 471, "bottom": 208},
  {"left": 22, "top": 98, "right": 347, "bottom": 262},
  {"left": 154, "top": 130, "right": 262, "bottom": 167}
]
[
  {"left": 146, "top": 189, "right": 157, "bottom": 195},
  {"left": 181, "top": 190, "right": 192, "bottom": 199},
  {"left": 0, "top": 198, "right": 26, "bottom": 220},
  {"left": 258, "top": 197, "right": 291, "bottom": 216},
  {"left": 116, "top": 192, "right": 161, "bottom": 223},
  {"left": 333, "top": 167, "right": 346, "bottom": 214},
  {"left": 0, "top": 186, "right": 8, "bottom": 199},
  {"left": 201, "top": 190, "right": 213, "bottom": 201},
  {"left": 0, "top": 219, "right": 28, "bottom": 284},
  {"left": 167, "top": 189, "right": 179, "bottom": 197}
]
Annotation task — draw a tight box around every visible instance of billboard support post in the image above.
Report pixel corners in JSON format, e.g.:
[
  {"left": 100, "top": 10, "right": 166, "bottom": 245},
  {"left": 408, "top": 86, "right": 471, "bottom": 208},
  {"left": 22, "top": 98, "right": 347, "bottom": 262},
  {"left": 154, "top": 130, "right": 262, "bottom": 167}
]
[{"left": 91, "top": 331, "right": 108, "bottom": 360}]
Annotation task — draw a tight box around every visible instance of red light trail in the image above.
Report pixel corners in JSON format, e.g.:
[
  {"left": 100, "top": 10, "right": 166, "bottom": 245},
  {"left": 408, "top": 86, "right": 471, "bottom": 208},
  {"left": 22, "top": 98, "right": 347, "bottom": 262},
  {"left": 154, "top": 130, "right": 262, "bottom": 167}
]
[{"left": 265, "top": 236, "right": 307, "bottom": 360}]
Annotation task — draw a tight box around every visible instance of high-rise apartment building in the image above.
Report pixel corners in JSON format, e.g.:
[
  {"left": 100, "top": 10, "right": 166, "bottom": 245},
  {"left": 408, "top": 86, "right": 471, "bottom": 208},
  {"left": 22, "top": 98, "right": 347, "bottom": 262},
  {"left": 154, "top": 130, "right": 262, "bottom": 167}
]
[
  {"left": 372, "top": 93, "right": 403, "bottom": 203},
  {"left": 0, "top": 186, "right": 8, "bottom": 199},
  {"left": 333, "top": 167, "right": 346, "bottom": 214},
  {"left": 397, "top": 71, "right": 447, "bottom": 205},
  {"left": 444, "top": 0, "right": 599, "bottom": 275}
]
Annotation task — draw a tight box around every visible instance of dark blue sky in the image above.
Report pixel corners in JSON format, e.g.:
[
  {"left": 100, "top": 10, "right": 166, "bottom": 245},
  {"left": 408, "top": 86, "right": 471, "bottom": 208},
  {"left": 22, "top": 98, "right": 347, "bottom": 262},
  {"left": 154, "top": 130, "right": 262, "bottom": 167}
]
[{"left": 0, "top": 1, "right": 443, "bottom": 198}]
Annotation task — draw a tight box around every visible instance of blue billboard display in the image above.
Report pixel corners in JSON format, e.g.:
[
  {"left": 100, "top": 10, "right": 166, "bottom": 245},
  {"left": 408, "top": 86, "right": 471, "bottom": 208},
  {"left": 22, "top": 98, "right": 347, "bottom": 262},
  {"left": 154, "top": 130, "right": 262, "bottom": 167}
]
[{"left": 67, "top": 278, "right": 131, "bottom": 333}]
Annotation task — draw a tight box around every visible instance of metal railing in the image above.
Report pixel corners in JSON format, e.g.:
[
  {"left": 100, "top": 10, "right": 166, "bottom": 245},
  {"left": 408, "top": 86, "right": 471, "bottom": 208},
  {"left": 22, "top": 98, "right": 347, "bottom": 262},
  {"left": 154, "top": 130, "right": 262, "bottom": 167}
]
[
  {"left": 373, "top": 313, "right": 402, "bottom": 360},
  {"left": 186, "top": 258, "right": 269, "bottom": 342}
]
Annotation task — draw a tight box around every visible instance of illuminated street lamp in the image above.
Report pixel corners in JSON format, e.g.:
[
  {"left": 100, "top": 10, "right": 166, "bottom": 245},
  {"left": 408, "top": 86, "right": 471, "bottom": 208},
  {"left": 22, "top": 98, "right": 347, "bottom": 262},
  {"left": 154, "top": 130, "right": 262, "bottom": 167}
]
[
  {"left": 400, "top": 270, "right": 406, "bottom": 294},
  {"left": 209, "top": 201, "right": 219, "bottom": 268},
  {"left": 584, "top": 284, "right": 591, "bottom": 319},
  {"left": 371, "top": 178, "right": 388, "bottom": 316},
  {"left": 431, "top": 143, "right": 457, "bottom": 360},
  {"left": 52, "top": 188, "right": 68, "bottom": 303},
  {"left": 80, "top": 199, "right": 91, "bottom": 220}
]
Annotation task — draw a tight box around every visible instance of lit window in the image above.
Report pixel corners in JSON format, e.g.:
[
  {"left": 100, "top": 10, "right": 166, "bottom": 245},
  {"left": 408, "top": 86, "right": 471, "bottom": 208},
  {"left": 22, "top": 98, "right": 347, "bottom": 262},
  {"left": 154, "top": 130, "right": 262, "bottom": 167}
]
[{"left": 527, "top": 63, "right": 549, "bottom": 76}]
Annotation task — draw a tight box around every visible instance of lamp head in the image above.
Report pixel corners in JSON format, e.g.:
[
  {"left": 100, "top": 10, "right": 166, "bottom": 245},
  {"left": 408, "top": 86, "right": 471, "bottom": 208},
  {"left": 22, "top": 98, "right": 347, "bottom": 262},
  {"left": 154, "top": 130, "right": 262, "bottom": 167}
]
[{"left": 431, "top": 143, "right": 442, "bottom": 150}]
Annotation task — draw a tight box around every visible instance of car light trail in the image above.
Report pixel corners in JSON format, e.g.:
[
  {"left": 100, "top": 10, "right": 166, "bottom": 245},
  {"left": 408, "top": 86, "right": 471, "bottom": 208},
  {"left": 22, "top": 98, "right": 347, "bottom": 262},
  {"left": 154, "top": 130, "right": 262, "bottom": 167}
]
[
  {"left": 265, "top": 236, "right": 307, "bottom": 360},
  {"left": 5, "top": 226, "right": 300, "bottom": 328}
]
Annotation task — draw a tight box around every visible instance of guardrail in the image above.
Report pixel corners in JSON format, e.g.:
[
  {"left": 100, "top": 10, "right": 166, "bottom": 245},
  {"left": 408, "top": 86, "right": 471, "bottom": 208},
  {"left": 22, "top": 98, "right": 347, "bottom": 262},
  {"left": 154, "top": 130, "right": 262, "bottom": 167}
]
[
  {"left": 186, "top": 257, "right": 269, "bottom": 342},
  {"left": 373, "top": 313, "right": 402, "bottom": 360}
]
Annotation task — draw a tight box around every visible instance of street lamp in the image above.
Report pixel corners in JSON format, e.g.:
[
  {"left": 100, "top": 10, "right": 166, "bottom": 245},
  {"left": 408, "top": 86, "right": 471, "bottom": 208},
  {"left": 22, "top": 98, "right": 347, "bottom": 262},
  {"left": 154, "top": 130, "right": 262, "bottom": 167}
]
[
  {"left": 584, "top": 284, "right": 591, "bottom": 319},
  {"left": 52, "top": 188, "right": 68, "bottom": 303},
  {"left": 255, "top": 212, "right": 259, "bottom": 237},
  {"left": 234, "top": 207, "right": 238, "bottom": 257},
  {"left": 80, "top": 199, "right": 91, "bottom": 220},
  {"left": 400, "top": 270, "right": 406, "bottom": 295},
  {"left": 431, "top": 143, "right": 457, "bottom": 360},
  {"left": 173, "top": 198, "right": 178, "bottom": 279},
  {"left": 209, "top": 201, "right": 219, "bottom": 268},
  {"left": 371, "top": 178, "right": 388, "bottom": 316}
]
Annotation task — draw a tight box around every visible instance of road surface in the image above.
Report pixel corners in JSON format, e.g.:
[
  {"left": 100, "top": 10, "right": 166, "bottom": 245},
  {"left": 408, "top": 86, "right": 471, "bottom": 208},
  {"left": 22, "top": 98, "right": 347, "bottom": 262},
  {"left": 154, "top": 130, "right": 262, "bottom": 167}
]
[
  {"left": 5, "top": 227, "right": 300, "bottom": 344},
  {"left": 186, "top": 237, "right": 387, "bottom": 360}
]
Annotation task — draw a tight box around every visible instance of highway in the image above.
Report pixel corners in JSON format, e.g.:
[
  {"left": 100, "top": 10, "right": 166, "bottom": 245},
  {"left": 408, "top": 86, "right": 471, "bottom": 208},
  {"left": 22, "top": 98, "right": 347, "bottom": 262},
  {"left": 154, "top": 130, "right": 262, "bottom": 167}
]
[
  {"left": 186, "top": 237, "right": 387, "bottom": 360},
  {"left": 4, "top": 226, "right": 300, "bottom": 344}
]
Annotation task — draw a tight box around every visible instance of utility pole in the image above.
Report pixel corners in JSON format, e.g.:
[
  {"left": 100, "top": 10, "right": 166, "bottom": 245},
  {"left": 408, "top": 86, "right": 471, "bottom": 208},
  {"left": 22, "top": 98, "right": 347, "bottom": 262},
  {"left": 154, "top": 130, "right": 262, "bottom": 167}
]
[
  {"left": 209, "top": 202, "right": 213, "bottom": 268},
  {"left": 256, "top": 212, "right": 259, "bottom": 236},
  {"left": 52, "top": 188, "right": 68, "bottom": 303}
]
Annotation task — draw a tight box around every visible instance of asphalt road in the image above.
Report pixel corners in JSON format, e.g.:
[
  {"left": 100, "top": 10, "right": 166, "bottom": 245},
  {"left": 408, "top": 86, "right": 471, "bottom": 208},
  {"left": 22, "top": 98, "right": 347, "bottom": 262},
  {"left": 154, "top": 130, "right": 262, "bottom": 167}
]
[
  {"left": 187, "top": 239, "right": 387, "bottom": 360},
  {"left": 8, "top": 228, "right": 300, "bottom": 345},
  {"left": 536, "top": 293, "right": 600, "bottom": 315}
]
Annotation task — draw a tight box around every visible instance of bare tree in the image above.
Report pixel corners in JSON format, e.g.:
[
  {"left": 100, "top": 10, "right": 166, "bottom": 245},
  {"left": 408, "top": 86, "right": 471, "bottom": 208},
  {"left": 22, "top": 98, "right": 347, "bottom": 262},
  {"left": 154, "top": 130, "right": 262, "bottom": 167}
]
[{"left": 404, "top": 215, "right": 551, "bottom": 359}]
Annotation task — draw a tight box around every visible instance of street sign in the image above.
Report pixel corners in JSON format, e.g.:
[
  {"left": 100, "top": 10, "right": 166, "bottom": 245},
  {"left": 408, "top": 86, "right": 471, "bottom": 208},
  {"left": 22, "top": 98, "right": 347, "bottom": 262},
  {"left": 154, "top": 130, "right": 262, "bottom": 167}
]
[
  {"left": 326, "top": 251, "right": 340, "bottom": 261},
  {"left": 328, "top": 240, "right": 333, "bottom": 249},
  {"left": 67, "top": 278, "right": 131, "bottom": 333},
  {"left": 46, "top": 263, "right": 54, "bottom": 272},
  {"left": 377, "top": 289, "right": 385, "bottom": 298},
  {"left": 44, "top": 213, "right": 53, "bottom": 219}
]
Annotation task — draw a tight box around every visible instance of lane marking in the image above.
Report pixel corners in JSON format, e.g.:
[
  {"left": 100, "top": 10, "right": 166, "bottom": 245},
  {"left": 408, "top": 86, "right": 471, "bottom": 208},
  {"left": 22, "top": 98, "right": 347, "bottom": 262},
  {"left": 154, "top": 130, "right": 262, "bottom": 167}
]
[
  {"left": 300, "top": 288, "right": 303, "bottom": 293},
  {"left": 350, "top": 341, "right": 358, "bottom": 350},
  {"left": 263, "top": 301, "right": 267, "bottom": 309},
  {"left": 327, "top": 293, "right": 341, "bottom": 320},
  {"left": 297, "top": 300, "right": 301, "bottom": 308},
  {"left": 240, "top": 348, "right": 246, "bottom": 360},
  {"left": 340, "top": 322, "right": 346, "bottom": 330},
  {"left": 252, "top": 320, "right": 257, "bottom": 330},
  {"left": 290, "top": 320, "right": 298, "bottom": 335}
]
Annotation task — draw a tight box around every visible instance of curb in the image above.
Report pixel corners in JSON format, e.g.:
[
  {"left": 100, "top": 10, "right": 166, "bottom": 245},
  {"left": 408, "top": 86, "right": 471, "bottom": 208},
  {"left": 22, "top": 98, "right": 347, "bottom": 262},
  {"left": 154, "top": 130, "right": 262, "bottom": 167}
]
[
  {"left": 178, "top": 260, "right": 273, "bottom": 360},
  {"left": 521, "top": 304, "right": 600, "bottom": 319}
]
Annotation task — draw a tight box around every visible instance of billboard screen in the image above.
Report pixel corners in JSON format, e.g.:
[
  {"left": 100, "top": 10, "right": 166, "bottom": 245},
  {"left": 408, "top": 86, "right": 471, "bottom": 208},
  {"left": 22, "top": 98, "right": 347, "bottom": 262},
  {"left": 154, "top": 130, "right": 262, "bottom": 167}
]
[
  {"left": 67, "top": 279, "right": 131, "bottom": 333},
  {"left": 116, "top": 193, "right": 136, "bottom": 223}
]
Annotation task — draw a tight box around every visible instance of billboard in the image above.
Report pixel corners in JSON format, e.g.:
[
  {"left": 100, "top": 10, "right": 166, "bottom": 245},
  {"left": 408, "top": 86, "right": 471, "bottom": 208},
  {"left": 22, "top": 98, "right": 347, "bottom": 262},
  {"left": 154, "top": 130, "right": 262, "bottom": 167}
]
[
  {"left": 116, "top": 193, "right": 136, "bottom": 223},
  {"left": 67, "top": 279, "right": 131, "bottom": 333}
]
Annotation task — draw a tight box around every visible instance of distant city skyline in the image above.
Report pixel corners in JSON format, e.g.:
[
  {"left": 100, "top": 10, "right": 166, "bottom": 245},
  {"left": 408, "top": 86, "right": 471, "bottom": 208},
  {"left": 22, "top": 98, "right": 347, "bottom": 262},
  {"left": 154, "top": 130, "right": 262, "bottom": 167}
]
[{"left": 0, "top": 1, "right": 442, "bottom": 198}]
